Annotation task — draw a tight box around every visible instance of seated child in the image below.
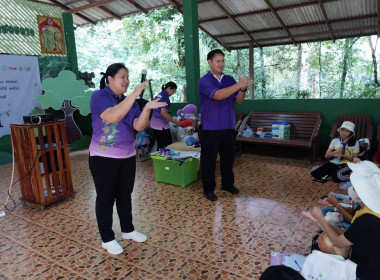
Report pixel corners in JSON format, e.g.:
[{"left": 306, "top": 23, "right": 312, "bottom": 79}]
[
  {"left": 311, "top": 121, "right": 359, "bottom": 182},
  {"left": 320, "top": 188, "right": 361, "bottom": 230},
  {"left": 310, "top": 161, "right": 380, "bottom": 280}
]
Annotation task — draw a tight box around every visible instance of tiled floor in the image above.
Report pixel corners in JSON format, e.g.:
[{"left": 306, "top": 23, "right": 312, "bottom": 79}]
[{"left": 0, "top": 150, "right": 343, "bottom": 279}]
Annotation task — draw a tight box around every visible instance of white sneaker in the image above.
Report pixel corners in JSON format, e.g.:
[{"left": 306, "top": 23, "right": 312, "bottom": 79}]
[
  {"left": 102, "top": 240, "right": 123, "bottom": 255},
  {"left": 121, "top": 230, "right": 147, "bottom": 242}
]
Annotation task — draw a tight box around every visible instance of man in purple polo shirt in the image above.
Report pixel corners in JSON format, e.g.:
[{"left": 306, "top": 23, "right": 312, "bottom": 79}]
[{"left": 198, "top": 49, "right": 253, "bottom": 201}]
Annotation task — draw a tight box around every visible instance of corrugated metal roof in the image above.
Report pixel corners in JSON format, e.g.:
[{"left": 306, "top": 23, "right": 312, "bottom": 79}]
[
  {"left": 30, "top": 0, "right": 379, "bottom": 50},
  {"left": 218, "top": 0, "right": 268, "bottom": 15},
  {"left": 198, "top": 2, "right": 224, "bottom": 20},
  {"left": 219, "top": 34, "right": 251, "bottom": 44},
  {"left": 278, "top": 5, "right": 325, "bottom": 26},
  {"left": 238, "top": 12, "right": 282, "bottom": 31},
  {"left": 271, "top": 0, "right": 316, "bottom": 9},
  {"left": 200, "top": 19, "right": 242, "bottom": 36}
]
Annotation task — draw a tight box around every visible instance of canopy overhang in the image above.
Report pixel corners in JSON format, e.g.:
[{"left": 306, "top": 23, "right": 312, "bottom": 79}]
[{"left": 29, "top": 0, "right": 379, "bottom": 50}]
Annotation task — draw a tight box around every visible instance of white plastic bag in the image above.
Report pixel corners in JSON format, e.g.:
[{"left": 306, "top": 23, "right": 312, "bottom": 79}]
[
  {"left": 301, "top": 250, "right": 357, "bottom": 280},
  {"left": 238, "top": 125, "right": 255, "bottom": 137}
]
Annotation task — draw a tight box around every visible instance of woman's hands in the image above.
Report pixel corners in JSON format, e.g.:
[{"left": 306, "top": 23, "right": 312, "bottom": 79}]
[
  {"left": 143, "top": 99, "right": 167, "bottom": 111},
  {"left": 131, "top": 80, "right": 150, "bottom": 99}
]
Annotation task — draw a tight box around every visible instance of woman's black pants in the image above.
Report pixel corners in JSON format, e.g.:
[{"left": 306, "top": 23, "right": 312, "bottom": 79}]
[{"left": 89, "top": 155, "right": 136, "bottom": 242}]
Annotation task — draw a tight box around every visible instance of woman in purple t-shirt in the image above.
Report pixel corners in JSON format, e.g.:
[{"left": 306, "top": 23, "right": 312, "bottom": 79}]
[
  {"left": 89, "top": 63, "right": 166, "bottom": 255},
  {"left": 150, "top": 82, "right": 182, "bottom": 149}
]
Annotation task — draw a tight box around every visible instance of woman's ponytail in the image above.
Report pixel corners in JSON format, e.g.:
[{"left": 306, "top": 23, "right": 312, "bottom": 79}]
[
  {"left": 162, "top": 81, "right": 177, "bottom": 91},
  {"left": 99, "top": 72, "right": 106, "bottom": 89}
]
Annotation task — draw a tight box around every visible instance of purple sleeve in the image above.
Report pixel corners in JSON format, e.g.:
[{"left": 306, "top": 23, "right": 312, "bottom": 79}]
[
  {"left": 90, "top": 90, "right": 113, "bottom": 117},
  {"left": 199, "top": 77, "right": 218, "bottom": 100}
]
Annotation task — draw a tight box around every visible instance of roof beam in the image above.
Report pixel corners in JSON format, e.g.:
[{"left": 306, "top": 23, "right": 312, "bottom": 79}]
[
  {"left": 263, "top": 0, "right": 296, "bottom": 45},
  {"left": 63, "top": 0, "right": 119, "bottom": 14},
  {"left": 199, "top": 0, "right": 339, "bottom": 24},
  {"left": 232, "top": 32, "right": 380, "bottom": 49},
  {"left": 223, "top": 24, "right": 380, "bottom": 46},
  {"left": 318, "top": 0, "right": 335, "bottom": 41},
  {"left": 37, "top": 0, "right": 97, "bottom": 24},
  {"left": 213, "top": 0, "right": 260, "bottom": 47},
  {"left": 215, "top": 14, "right": 378, "bottom": 38},
  {"left": 126, "top": 0, "right": 148, "bottom": 14}
]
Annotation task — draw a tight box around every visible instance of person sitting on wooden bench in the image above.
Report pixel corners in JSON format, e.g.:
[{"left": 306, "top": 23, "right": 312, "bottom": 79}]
[{"left": 311, "top": 121, "right": 359, "bottom": 183}]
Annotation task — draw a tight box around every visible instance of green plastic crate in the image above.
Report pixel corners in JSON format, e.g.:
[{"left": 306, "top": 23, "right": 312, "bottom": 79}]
[{"left": 151, "top": 155, "right": 199, "bottom": 187}]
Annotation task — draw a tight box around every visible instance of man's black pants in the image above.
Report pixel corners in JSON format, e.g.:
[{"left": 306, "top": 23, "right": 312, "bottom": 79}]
[{"left": 199, "top": 129, "right": 235, "bottom": 193}]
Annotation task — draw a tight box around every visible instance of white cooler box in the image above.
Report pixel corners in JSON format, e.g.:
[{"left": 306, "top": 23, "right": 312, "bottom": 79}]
[{"left": 272, "top": 122, "right": 291, "bottom": 139}]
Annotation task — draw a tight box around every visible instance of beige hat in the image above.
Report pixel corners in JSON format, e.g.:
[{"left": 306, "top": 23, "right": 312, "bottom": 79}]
[
  {"left": 337, "top": 121, "right": 355, "bottom": 136},
  {"left": 347, "top": 161, "right": 380, "bottom": 213}
]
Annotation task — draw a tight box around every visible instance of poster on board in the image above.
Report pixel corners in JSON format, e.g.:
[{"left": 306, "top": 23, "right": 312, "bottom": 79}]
[
  {"left": 0, "top": 54, "right": 42, "bottom": 137},
  {"left": 37, "top": 15, "right": 66, "bottom": 55}
]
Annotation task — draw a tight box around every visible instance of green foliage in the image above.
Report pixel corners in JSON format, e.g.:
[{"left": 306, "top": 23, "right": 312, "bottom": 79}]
[
  {"left": 38, "top": 56, "right": 71, "bottom": 81},
  {"left": 36, "top": 70, "right": 92, "bottom": 115},
  {"left": 74, "top": 8, "right": 380, "bottom": 100},
  {"left": 29, "top": 106, "right": 45, "bottom": 115}
]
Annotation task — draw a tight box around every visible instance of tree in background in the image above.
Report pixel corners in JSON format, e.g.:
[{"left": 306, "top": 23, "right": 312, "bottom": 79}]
[
  {"left": 74, "top": 8, "right": 379, "bottom": 100},
  {"left": 368, "top": 36, "right": 380, "bottom": 87}
]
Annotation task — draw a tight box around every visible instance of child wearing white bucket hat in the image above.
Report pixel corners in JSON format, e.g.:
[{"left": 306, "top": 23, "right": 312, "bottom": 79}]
[
  {"left": 311, "top": 160, "right": 380, "bottom": 280},
  {"left": 311, "top": 121, "right": 359, "bottom": 183}
]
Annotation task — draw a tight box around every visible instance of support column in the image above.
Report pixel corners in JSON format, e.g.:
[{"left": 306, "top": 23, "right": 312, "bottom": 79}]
[
  {"left": 183, "top": 0, "right": 200, "bottom": 106},
  {"left": 249, "top": 42, "right": 254, "bottom": 99},
  {"left": 62, "top": 13, "right": 79, "bottom": 78}
]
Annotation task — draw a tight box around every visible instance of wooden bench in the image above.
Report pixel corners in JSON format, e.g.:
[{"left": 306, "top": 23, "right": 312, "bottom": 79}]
[{"left": 236, "top": 111, "right": 322, "bottom": 162}]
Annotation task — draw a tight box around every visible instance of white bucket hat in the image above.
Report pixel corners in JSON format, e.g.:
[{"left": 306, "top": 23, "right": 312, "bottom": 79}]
[
  {"left": 347, "top": 160, "right": 380, "bottom": 175},
  {"left": 337, "top": 121, "right": 355, "bottom": 136},
  {"left": 347, "top": 161, "right": 380, "bottom": 213}
]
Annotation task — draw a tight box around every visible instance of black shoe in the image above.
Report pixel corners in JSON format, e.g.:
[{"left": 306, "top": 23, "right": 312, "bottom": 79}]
[
  {"left": 221, "top": 186, "right": 240, "bottom": 194},
  {"left": 204, "top": 192, "right": 217, "bottom": 201},
  {"left": 313, "top": 178, "right": 328, "bottom": 184}
]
